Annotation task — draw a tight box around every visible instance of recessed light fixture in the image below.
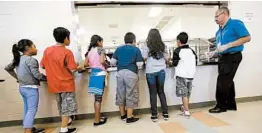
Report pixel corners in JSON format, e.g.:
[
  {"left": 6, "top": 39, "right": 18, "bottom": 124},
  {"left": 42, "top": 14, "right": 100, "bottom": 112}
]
[{"left": 148, "top": 7, "right": 162, "bottom": 17}]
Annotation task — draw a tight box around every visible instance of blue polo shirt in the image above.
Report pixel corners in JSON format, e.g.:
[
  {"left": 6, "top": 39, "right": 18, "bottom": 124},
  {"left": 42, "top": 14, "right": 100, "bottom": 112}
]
[
  {"left": 216, "top": 18, "right": 250, "bottom": 54},
  {"left": 112, "top": 44, "right": 143, "bottom": 73}
]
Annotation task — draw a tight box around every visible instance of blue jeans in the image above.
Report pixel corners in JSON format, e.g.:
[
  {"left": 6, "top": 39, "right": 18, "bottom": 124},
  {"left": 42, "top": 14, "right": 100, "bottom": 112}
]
[
  {"left": 19, "top": 87, "right": 39, "bottom": 128},
  {"left": 146, "top": 70, "right": 168, "bottom": 116}
]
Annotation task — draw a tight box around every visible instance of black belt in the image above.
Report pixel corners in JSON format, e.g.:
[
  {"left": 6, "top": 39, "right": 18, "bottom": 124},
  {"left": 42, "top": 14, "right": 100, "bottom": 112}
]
[{"left": 221, "top": 51, "right": 241, "bottom": 56}]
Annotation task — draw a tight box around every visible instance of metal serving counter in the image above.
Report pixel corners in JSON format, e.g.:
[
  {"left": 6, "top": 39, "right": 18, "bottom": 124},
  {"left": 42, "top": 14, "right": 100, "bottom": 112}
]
[{"left": 102, "top": 38, "right": 218, "bottom": 66}]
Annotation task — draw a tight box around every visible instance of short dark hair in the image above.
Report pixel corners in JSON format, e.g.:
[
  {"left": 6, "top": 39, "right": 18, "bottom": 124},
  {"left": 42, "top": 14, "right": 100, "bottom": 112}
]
[
  {"left": 53, "top": 27, "right": 70, "bottom": 43},
  {"left": 177, "top": 32, "right": 188, "bottom": 44},
  {"left": 124, "top": 32, "right": 136, "bottom": 44},
  {"left": 218, "top": 6, "right": 230, "bottom": 16}
]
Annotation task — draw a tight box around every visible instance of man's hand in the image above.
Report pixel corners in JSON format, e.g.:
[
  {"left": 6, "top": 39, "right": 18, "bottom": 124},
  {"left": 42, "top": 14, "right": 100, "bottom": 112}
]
[
  {"left": 205, "top": 50, "right": 217, "bottom": 58},
  {"left": 217, "top": 43, "right": 233, "bottom": 53}
]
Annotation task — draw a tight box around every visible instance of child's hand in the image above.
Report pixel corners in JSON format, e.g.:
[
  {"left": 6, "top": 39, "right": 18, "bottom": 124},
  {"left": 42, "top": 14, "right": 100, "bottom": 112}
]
[
  {"left": 40, "top": 75, "right": 47, "bottom": 81},
  {"left": 77, "top": 65, "right": 84, "bottom": 70}
]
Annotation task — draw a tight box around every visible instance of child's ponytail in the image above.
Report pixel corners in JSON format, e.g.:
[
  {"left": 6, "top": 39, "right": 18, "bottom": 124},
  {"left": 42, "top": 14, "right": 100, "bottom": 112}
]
[
  {"left": 12, "top": 44, "right": 21, "bottom": 66},
  {"left": 12, "top": 39, "right": 33, "bottom": 66}
]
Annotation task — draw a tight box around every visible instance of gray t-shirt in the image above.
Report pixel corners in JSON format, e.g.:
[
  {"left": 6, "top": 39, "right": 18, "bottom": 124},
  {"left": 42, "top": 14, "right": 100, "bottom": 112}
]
[
  {"left": 97, "top": 47, "right": 106, "bottom": 55},
  {"left": 5, "top": 55, "right": 45, "bottom": 86},
  {"left": 141, "top": 45, "right": 169, "bottom": 74}
]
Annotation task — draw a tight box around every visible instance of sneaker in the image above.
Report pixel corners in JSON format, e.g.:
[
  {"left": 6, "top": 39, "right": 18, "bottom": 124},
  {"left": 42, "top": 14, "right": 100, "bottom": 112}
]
[
  {"left": 67, "top": 117, "right": 73, "bottom": 127},
  {"left": 32, "top": 127, "right": 45, "bottom": 133},
  {"left": 180, "top": 106, "right": 184, "bottom": 112},
  {"left": 163, "top": 114, "right": 169, "bottom": 121},
  {"left": 70, "top": 115, "right": 76, "bottom": 121},
  {"left": 94, "top": 118, "right": 107, "bottom": 126},
  {"left": 151, "top": 115, "right": 158, "bottom": 122},
  {"left": 121, "top": 115, "right": 127, "bottom": 121},
  {"left": 178, "top": 112, "right": 190, "bottom": 118},
  {"left": 126, "top": 117, "right": 139, "bottom": 124},
  {"left": 60, "top": 128, "right": 77, "bottom": 133}
]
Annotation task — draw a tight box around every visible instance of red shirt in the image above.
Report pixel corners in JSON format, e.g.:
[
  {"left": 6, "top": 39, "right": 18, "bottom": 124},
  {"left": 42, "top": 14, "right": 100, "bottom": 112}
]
[{"left": 41, "top": 45, "right": 77, "bottom": 93}]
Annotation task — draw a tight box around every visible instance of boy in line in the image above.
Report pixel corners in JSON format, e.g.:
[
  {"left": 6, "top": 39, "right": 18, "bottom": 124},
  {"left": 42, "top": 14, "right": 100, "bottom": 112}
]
[
  {"left": 172, "top": 32, "right": 197, "bottom": 117},
  {"left": 110, "top": 32, "right": 143, "bottom": 123},
  {"left": 41, "top": 27, "right": 82, "bottom": 133}
]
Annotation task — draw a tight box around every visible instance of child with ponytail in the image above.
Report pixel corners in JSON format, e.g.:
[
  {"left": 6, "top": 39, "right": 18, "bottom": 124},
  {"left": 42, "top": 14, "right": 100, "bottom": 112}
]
[
  {"left": 5, "top": 39, "right": 46, "bottom": 133},
  {"left": 84, "top": 35, "right": 108, "bottom": 126}
]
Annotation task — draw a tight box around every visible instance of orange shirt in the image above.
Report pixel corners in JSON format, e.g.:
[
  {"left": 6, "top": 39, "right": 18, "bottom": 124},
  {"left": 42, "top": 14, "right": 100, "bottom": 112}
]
[{"left": 41, "top": 45, "right": 77, "bottom": 94}]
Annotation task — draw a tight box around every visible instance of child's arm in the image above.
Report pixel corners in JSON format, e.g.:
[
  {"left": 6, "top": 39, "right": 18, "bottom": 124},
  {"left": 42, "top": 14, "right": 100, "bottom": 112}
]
[
  {"left": 4, "top": 62, "right": 18, "bottom": 80},
  {"left": 172, "top": 48, "right": 180, "bottom": 67},
  {"left": 191, "top": 49, "right": 198, "bottom": 66},
  {"left": 84, "top": 57, "right": 89, "bottom": 68},
  {"left": 136, "top": 48, "right": 144, "bottom": 68},
  {"left": 40, "top": 50, "right": 46, "bottom": 69},
  {"left": 110, "top": 48, "right": 118, "bottom": 66},
  {"left": 28, "top": 58, "right": 46, "bottom": 80},
  {"left": 98, "top": 48, "right": 107, "bottom": 65},
  {"left": 163, "top": 46, "right": 170, "bottom": 63},
  {"left": 66, "top": 51, "right": 83, "bottom": 73},
  {"left": 141, "top": 45, "right": 148, "bottom": 62}
]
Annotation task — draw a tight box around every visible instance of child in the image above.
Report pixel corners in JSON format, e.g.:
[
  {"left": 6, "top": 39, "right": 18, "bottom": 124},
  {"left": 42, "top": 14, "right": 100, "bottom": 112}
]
[
  {"left": 110, "top": 32, "right": 143, "bottom": 124},
  {"left": 41, "top": 27, "right": 82, "bottom": 133},
  {"left": 141, "top": 29, "right": 169, "bottom": 122},
  {"left": 5, "top": 39, "right": 46, "bottom": 133},
  {"left": 84, "top": 35, "right": 108, "bottom": 126},
  {"left": 172, "top": 32, "right": 197, "bottom": 117}
]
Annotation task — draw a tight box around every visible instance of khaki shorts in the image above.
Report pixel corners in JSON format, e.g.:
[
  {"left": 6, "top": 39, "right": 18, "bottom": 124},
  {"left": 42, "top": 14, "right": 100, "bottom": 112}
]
[
  {"left": 56, "top": 92, "right": 78, "bottom": 116},
  {"left": 115, "top": 69, "right": 139, "bottom": 108}
]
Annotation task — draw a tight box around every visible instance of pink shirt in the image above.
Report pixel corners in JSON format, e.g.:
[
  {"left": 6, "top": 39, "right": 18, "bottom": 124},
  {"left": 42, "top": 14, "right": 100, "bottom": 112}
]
[{"left": 86, "top": 47, "right": 106, "bottom": 71}]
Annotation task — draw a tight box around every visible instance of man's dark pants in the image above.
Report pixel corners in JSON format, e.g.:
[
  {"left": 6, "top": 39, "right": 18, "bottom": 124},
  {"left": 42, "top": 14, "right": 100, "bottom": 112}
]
[{"left": 216, "top": 52, "right": 242, "bottom": 109}]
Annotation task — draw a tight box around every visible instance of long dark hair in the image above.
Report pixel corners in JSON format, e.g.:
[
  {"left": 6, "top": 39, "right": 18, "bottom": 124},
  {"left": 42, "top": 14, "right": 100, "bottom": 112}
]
[
  {"left": 12, "top": 39, "right": 33, "bottom": 66},
  {"left": 146, "top": 29, "right": 165, "bottom": 60},
  {"left": 85, "top": 35, "right": 103, "bottom": 57}
]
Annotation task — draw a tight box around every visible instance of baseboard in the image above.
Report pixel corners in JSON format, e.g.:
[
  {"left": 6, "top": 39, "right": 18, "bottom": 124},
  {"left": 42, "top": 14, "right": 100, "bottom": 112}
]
[{"left": 0, "top": 95, "right": 261, "bottom": 128}]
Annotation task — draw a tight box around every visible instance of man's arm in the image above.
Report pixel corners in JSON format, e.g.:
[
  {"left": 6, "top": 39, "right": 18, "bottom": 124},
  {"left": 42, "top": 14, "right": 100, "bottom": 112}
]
[
  {"left": 217, "top": 20, "right": 251, "bottom": 52},
  {"left": 4, "top": 62, "right": 18, "bottom": 80}
]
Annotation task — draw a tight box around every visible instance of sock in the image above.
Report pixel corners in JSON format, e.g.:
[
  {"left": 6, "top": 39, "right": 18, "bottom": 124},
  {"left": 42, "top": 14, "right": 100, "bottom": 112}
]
[
  {"left": 60, "top": 127, "right": 68, "bottom": 132},
  {"left": 184, "top": 111, "right": 190, "bottom": 115},
  {"left": 68, "top": 117, "right": 72, "bottom": 124}
]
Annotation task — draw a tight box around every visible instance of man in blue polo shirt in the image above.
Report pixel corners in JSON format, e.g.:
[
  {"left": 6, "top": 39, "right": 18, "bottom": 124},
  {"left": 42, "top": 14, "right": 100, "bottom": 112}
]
[{"left": 209, "top": 7, "right": 251, "bottom": 113}]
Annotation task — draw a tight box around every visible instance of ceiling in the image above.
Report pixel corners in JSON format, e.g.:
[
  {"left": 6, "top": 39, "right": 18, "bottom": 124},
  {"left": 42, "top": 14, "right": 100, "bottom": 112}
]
[{"left": 76, "top": 5, "right": 218, "bottom": 46}]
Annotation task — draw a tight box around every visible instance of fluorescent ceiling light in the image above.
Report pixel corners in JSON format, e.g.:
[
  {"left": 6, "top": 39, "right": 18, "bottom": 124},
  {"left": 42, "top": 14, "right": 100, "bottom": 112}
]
[{"left": 148, "top": 7, "right": 162, "bottom": 17}]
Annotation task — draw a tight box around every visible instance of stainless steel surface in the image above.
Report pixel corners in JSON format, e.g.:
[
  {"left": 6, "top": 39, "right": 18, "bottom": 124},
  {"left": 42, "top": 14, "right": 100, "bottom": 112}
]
[{"left": 102, "top": 38, "right": 218, "bottom": 66}]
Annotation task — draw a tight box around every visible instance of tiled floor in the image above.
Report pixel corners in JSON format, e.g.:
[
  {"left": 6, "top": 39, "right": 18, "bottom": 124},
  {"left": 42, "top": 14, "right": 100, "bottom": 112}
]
[{"left": 1, "top": 101, "right": 262, "bottom": 133}]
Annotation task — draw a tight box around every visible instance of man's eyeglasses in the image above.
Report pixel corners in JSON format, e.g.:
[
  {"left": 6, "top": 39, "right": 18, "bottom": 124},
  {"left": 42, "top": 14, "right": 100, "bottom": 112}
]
[{"left": 215, "top": 13, "right": 224, "bottom": 18}]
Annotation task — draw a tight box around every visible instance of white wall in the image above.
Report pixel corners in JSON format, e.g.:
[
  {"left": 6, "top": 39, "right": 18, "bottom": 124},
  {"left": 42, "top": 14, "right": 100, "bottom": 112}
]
[
  {"left": 161, "top": 6, "right": 218, "bottom": 40},
  {"left": 228, "top": 1, "right": 262, "bottom": 97},
  {"left": 161, "top": 17, "right": 182, "bottom": 41}
]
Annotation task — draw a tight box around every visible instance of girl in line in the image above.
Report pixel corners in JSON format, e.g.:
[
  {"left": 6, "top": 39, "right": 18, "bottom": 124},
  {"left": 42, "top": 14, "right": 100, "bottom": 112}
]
[
  {"left": 5, "top": 39, "right": 46, "bottom": 133},
  {"left": 84, "top": 35, "right": 108, "bottom": 126},
  {"left": 141, "top": 29, "right": 169, "bottom": 122}
]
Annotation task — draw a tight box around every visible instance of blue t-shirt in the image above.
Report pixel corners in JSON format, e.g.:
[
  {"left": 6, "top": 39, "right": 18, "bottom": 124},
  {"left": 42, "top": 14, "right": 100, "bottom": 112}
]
[
  {"left": 216, "top": 18, "right": 250, "bottom": 54},
  {"left": 112, "top": 44, "right": 143, "bottom": 73}
]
